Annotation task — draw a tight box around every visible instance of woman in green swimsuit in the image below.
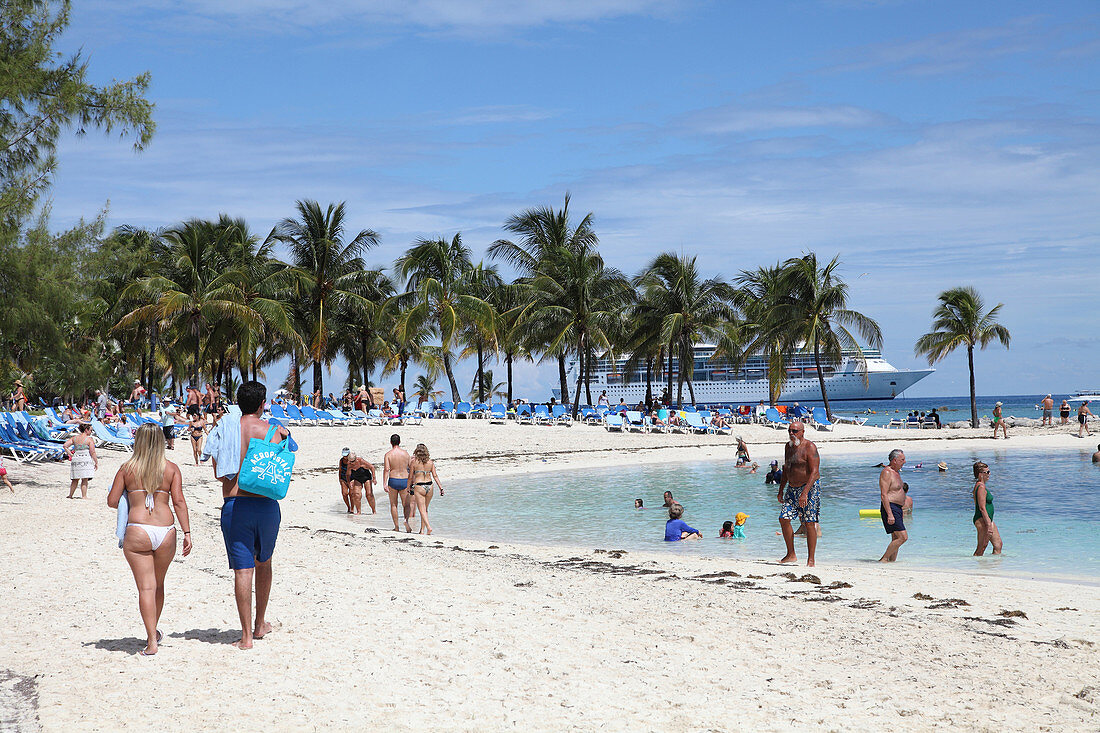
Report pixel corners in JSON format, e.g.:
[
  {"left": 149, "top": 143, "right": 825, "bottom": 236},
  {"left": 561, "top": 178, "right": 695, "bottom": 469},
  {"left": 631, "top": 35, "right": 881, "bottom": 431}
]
[{"left": 972, "top": 461, "right": 1002, "bottom": 556}]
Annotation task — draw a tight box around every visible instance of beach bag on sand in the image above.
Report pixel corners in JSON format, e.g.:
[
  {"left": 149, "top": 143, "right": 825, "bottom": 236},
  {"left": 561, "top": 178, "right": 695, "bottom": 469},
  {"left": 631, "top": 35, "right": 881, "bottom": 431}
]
[{"left": 238, "top": 424, "right": 295, "bottom": 500}]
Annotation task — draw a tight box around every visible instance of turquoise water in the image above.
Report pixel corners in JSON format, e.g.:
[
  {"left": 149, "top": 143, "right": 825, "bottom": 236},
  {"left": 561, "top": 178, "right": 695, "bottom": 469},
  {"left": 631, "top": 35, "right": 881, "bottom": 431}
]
[{"left": 439, "top": 447, "right": 1100, "bottom": 580}]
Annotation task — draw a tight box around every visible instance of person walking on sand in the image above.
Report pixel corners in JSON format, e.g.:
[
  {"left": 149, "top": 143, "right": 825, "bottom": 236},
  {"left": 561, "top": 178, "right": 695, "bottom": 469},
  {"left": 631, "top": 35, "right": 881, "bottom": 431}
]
[
  {"left": 878, "top": 449, "right": 908, "bottom": 563},
  {"left": 12, "top": 380, "right": 26, "bottom": 411},
  {"left": 777, "top": 421, "right": 821, "bottom": 567},
  {"left": 1078, "top": 401, "right": 1093, "bottom": 438},
  {"left": 187, "top": 408, "right": 207, "bottom": 465},
  {"left": 64, "top": 423, "right": 98, "bottom": 499},
  {"left": 971, "top": 461, "right": 1002, "bottom": 556},
  {"left": 202, "top": 381, "right": 293, "bottom": 650},
  {"left": 991, "top": 401, "right": 1007, "bottom": 439},
  {"left": 106, "top": 424, "right": 192, "bottom": 656},
  {"left": 1041, "top": 395, "right": 1054, "bottom": 427},
  {"left": 346, "top": 450, "right": 376, "bottom": 515},
  {"left": 383, "top": 434, "right": 413, "bottom": 532},
  {"left": 409, "top": 443, "right": 444, "bottom": 535}
]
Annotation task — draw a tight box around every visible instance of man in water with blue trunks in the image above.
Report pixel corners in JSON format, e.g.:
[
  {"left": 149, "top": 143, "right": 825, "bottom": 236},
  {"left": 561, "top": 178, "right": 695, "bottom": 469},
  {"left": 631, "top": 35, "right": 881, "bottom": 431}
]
[
  {"left": 878, "top": 449, "right": 908, "bottom": 562},
  {"left": 383, "top": 433, "right": 413, "bottom": 532},
  {"left": 777, "top": 421, "right": 820, "bottom": 567}
]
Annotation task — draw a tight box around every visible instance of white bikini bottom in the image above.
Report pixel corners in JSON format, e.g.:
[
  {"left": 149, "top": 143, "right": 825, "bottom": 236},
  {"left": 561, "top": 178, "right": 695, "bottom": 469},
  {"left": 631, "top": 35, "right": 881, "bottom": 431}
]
[{"left": 127, "top": 523, "right": 175, "bottom": 550}]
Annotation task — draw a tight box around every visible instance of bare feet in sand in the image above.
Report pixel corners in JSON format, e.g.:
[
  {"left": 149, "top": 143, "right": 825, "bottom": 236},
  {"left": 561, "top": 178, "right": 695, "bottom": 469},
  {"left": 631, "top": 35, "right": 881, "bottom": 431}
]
[
  {"left": 778, "top": 554, "right": 798, "bottom": 564},
  {"left": 253, "top": 621, "right": 273, "bottom": 639},
  {"left": 232, "top": 639, "right": 253, "bottom": 650}
]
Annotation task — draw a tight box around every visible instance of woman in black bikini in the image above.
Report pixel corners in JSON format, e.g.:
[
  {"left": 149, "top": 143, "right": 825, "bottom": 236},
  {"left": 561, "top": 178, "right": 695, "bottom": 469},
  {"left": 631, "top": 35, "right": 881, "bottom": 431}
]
[
  {"left": 345, "top": 450, "right": 376, "bottom": 515},
  {"left": 188, "top": 408, "right": 206, "bottom": 466},
  {"left": 409, "top": 443, "right": 444, "bottom": 535}
]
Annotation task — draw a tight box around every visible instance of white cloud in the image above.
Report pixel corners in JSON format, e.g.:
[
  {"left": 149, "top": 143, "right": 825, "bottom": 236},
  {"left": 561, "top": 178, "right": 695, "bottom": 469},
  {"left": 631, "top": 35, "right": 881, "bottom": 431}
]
[{"left": 680, "top": 104, "right": 889, "bottom": 135}]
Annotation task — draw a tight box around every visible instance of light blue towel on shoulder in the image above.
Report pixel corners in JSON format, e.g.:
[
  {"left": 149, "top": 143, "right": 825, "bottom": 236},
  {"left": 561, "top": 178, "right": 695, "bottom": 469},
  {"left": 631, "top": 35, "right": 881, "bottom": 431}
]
[{"left": 116, "top": 492, "right": 129, "bottom": 548}]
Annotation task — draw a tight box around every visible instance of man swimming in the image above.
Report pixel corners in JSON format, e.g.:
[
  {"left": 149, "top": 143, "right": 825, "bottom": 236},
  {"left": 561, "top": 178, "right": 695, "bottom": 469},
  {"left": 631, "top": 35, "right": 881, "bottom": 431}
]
[
  {"left": 878, "top": 449, "right": 908, "bottom": 563},
  {"left": 383, "top": 434, "right": 413, "bottom": 532},
  {"left": 777, "top": 421, "right": 820, "bottom": 567}
]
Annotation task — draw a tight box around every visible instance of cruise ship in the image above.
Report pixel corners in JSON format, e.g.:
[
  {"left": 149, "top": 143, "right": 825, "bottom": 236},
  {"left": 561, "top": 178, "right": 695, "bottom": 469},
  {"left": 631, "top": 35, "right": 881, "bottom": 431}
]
[{"left": 565, "top": 346, "right": 933, "bottom": 404}]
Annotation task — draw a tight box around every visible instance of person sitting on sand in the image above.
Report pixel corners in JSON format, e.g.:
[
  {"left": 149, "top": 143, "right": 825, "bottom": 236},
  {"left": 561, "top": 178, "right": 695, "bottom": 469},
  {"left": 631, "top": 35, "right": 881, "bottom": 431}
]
[
  {"left": 972, "top": 461, "right": 1002, "bottom": 556},
  {"left": 662, "top": 491, "right": 674, "bottom": 507},
  {"left": 664, "top": 503, "right": 701, "bottom": 541},
  {"left": 107, "top": 423, "right": 192, "bottom": 656},
  {"left": 409, "top": 443, "right": 443, "bottom": 535},
  {"left": 634, "top": 498, "right": 644, "bottom": 509},
  {"left": 383, "top": 434, "right": 414, "bottom": 532}
]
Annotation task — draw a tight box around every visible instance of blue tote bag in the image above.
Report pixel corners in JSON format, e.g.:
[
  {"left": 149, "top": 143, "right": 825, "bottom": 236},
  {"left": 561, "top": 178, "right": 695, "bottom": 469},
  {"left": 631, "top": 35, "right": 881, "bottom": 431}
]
[{"left": 238, "top": 424, "right": 295, "bottom": 500}]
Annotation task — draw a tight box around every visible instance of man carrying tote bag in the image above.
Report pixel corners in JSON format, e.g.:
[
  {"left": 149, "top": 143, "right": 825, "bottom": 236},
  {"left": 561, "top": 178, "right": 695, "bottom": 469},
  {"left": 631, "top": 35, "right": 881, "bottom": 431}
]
[{"left": 203, "top": 380, "right": 296, "bottom": 650}]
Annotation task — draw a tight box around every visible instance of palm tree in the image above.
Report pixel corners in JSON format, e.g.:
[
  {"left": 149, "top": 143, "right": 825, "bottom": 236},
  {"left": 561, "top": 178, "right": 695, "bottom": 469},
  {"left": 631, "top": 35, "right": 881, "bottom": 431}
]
[
  {"left": 397, "top": 234, "right": 494, "bottom": 404},
  {"left": 773, "top": 253, "right": 882, "bottom": 421},
  {"left": 528, "top": 243, "right": 630, "bottom": 417},
  {"left": 275, "top": 200, "right": 380, "bottom": 396},
  {"left": 412, "top": 373, "right": 442, "bottom": 407},
  {"left": 459, "top": 261, "right": 502, "bottom": 403},
  {"left": 635, "top": 253, "right": 734, "bottom": 406},
  {"left": 734, "top": 264, "right": 790, "bottom": 404},
  {"left": 915, "top": 287, "right": 1010, "bottom": 428},
  {"left": 469, "top": 368, "right": 506, "bottom": 402},
  {"left": 491, "top": 281, "right": 532, "bottom": 405},
  {"left": 489, "top": 194, "right": 599, "bottom": 405},
  {"left": 117, "top": 220, "right": 262, "bottom": 386}
]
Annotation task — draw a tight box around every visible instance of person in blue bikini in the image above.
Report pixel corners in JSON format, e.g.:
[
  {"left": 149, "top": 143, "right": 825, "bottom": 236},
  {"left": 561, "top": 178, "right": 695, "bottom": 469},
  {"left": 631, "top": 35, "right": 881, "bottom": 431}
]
[
  {"left": 383, "top": 433, "right": 413, "bottom": 532},
  {"left": 203, "top": 380, "right": 291, "bottom": 650}
]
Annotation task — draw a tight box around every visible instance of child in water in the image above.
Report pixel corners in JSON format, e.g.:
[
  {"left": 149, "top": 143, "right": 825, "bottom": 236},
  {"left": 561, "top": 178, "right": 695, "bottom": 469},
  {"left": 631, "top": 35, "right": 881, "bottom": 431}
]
[
  {"left": 733, "top": 512, "right": 749, "bottom": 538},
  {"left": 720, "top": 521, "right": 735, "bottom": 538},
  {"left": 665, "top": 503, "right": 702, "bottom": 541}
]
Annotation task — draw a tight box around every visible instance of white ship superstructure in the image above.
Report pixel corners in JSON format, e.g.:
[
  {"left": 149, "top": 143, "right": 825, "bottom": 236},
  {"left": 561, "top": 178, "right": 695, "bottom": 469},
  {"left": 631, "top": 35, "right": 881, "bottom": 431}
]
[{"left": 566, "top": 346, "right": 933, "bottom": 404}]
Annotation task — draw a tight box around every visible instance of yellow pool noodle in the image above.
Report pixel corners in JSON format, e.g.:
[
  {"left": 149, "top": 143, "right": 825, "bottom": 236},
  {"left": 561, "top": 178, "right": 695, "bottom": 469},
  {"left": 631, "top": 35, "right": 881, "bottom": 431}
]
[{"left": 858, "top": 509, "right": 881, "bottom": 518}]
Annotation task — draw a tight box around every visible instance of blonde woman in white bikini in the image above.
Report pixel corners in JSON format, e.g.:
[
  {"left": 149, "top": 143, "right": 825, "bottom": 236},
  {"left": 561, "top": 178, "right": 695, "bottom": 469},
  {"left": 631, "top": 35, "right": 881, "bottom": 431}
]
[
  {"left": 107, "top": 424, "right": 193, "bottom": 656},
  {"left": 409, "top": 443, "right": 444, "bottom": 535}
]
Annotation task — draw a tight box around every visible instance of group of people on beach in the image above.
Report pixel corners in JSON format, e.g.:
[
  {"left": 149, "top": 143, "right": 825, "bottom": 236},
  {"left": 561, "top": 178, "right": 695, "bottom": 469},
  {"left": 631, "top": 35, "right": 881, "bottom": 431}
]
[{"left": 336, "top": 435, "right": 444, "bottom": 534}]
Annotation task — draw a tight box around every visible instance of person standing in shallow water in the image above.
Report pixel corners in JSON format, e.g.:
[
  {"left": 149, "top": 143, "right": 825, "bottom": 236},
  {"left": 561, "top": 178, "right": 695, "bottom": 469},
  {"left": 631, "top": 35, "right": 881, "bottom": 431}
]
[
  {"left": 878, "top": 449, "right": 908, "bottom": 563},
  {"left": 972, "top": 461, "right": 1002, "bottom": 556},
  {"left": 777, "top": 421, "right": 820, "bottom": 567}
]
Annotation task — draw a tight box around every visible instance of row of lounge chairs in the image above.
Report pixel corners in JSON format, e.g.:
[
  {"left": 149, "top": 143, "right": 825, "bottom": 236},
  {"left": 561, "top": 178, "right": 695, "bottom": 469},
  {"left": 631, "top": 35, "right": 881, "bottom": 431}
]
[
  {"left": 886, "top": 415, "right": 939, "bottom": 429},
  {"left": 269, "top": 403, "right": 423, "bottom": 427},
  {"left": 759, "top": 406, "right": 834, "bottom": 431}
]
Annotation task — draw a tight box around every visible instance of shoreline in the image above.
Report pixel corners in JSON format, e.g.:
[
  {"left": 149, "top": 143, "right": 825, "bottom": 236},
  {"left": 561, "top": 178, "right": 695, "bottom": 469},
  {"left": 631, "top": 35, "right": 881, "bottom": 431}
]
[{"left": 2, "top": 419, "right": 1098, "bottom": 730}]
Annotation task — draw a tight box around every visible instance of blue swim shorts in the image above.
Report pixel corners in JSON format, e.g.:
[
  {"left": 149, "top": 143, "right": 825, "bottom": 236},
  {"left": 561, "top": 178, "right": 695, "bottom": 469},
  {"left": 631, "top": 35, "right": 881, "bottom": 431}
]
[
  {"left": 220, "top": 496, "right": 281, "bottom": 570},
  {"left": 387, "top": 477, "right": 408, "bottom": 491},
  {"left": 779, "top": 480, "right": 820, "bottom": 524}
]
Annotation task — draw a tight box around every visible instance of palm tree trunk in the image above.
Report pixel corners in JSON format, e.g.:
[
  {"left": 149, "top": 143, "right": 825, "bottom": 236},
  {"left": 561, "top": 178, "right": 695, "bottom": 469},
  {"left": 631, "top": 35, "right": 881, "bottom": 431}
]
[
  {"left": 443, "top": 351, "right": 460, "bottom": 404},
  {"left": 251, "top": 355, "right": 258, "bottom": 382},
  {"left": 687, "top": 377, "right": 695, "bottom": 406},
  {"left": 666, "top": 346, "right": 674, "bottom": 404},
  {"left": 814, "top": 340, "right": 832, "bottom": 421},
  {"left": 968, "top": 344, "right": 978, "bottom": 428},
  {"left": 312, "top": 360, "right": 323, "bottom": 396},
  {"left": 192, "top": 321, "right": 201, "bottom": 387},
  {"left": 645, "top": 356, "right": 653, "bottom": 410},
  {"left": 400, "top": 356, "right": 408, "bottom": 399},
  {"left": 584, "top": 348, "right": 593, "bottom": 407},
  {"left": 557, "top": 355, "right": 570, "bottom": 405},
  {"left": 360, "top": 335, "right": 370, "bottom": 389},
  {"left": 476, "top": 341, "right": 485, "bottom": 403},
  {"left": 506, "top": 352, "right": 513, "bottom": 404},
  {"left": 572, "top": 338, "right": 584, "bottom": 418}
]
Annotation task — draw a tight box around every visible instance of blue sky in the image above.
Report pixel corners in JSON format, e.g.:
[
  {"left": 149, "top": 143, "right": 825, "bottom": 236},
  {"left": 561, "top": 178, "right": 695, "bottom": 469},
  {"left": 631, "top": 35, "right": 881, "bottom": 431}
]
[{"left": 50, "top": 0, "right": 1100, "bottom": 399}]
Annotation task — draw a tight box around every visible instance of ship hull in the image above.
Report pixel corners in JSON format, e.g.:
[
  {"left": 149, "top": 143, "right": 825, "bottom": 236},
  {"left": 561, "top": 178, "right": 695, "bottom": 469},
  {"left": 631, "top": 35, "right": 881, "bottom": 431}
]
[{"left": 582, "top": 369, "right": 934, "bottom": 405}]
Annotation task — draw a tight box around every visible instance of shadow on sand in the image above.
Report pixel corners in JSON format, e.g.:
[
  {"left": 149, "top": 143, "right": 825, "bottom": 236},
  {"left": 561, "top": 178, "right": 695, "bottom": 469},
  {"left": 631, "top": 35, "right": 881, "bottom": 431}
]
[
  {"left": 81, "top": 638, "right": 143, "bottom": 655},
  {"left": 169, "top": 628, "right": 240, "bottom": 645}
]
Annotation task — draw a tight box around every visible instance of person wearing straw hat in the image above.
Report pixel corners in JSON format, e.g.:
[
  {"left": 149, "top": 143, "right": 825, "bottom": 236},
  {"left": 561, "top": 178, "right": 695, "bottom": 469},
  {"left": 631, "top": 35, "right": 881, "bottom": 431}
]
[
  {"left": 11, "top": 379, "right": 26, "bottom": 411},
  {"left": 991, "top": 401, "right": 1007, "bottom": 439},
  {"left": 937, "top": 461, "right": 948, "bottom": 472}
]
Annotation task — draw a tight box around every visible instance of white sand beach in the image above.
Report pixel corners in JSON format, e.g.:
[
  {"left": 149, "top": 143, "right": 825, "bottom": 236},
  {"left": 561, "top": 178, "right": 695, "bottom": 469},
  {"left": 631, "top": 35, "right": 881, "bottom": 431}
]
[{"left": 2, "top": 420, "right": 1098, "bottom": 731}]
